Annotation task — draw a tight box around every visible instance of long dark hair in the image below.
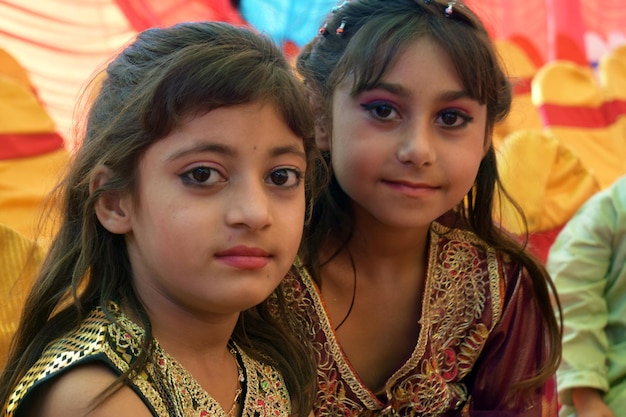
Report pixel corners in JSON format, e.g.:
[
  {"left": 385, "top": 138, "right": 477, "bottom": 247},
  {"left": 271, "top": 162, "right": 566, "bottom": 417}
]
[
  {"left": 297, "top": 0, "right": 560, "bottom": 399},
  {"left": 1, "top": 21, "right": 318, "bottom": 416}
]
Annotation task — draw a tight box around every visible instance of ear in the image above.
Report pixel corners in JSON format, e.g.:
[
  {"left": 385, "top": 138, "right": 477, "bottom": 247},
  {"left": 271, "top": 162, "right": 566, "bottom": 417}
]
[
  {"left": 315, "top": 117, "right": 331, "bottom": 151},
  {"left": 91, "top": 165, "right": 133, "bottom": 234},
  {"left": 304, "top": 81, "right": 332, "bottom": 151},
  {"left": 483, "top": 127, "right": 493, "bottom": 157}
]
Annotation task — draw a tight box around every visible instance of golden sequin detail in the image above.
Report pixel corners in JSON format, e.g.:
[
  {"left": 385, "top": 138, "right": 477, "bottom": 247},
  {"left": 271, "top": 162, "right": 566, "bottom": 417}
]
[
  {"left": 5, "top": 303, "right": 291, "bottom": 417},
  {"left": 287, "top": 222, "right": 505, "bottom": 416}
]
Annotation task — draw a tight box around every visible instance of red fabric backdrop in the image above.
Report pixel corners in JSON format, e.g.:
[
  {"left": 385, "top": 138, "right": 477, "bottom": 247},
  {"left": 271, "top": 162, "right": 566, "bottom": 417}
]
[{"left": 0, "top": 0, "right": 624, "bottom": 145}]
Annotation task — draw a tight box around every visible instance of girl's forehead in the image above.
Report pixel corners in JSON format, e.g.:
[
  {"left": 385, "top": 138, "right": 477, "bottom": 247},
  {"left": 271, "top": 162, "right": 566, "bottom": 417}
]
[{"left": 343, "top": 36, "right": 457, "bottom": 88}]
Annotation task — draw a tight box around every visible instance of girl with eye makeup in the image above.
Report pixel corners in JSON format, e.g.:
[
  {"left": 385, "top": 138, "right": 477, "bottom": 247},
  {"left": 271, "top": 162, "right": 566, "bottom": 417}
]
[{"left": 287, "top": 0, "right": 562, "bottom": 415}]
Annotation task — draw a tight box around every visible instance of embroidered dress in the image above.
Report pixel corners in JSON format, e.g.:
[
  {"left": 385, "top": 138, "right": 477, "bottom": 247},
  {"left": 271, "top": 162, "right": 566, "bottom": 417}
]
[
  {"left": 286, "top": 221, "right": 557, "bottom": 417},
  {"left": 4, "top": 302, "right": 291, "bottom": 417}
]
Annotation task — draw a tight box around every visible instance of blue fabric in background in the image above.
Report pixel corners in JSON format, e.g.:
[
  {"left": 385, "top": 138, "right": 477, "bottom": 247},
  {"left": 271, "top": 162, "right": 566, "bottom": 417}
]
[{"left": 240, "top": 0, "right": 339, "bottom": 48}]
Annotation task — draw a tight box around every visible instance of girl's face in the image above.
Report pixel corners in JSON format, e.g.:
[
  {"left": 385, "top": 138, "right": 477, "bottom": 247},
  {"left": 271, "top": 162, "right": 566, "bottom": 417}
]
[
  {"left": 118, "top": 102, "right": 307, "bottom": 317},
  {"left": 325, "top": 36, "right": 490, "bottom": 231}
]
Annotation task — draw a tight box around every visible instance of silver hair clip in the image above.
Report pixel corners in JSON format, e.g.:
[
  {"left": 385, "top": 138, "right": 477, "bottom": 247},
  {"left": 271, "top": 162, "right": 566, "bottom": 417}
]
[{"left": 445, "top": 1, "right": 456, "bottom": 17}]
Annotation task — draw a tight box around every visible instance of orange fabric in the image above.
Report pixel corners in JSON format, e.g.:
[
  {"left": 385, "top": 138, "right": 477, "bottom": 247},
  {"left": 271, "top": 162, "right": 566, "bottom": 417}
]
[
  {"left": 493, "top": 40, "right": 543, "bottom": 146},
  {"left": 598, "top": 45, "right": 626, "bottom": 183},
  {"left": 508, "top": 35, "right": 545, "bottom": 69},
  {"left": 0, "top": 51, "right": 67, "bottom": 239},
  {"left": 494, "top": 54, "right": 626, "bottom": 259},
  {"left": 532, "top": 60, "right": 626, "bottom": 189},
  {"left": 0, "top": 148, "right": 67, "bottom": 242},
  {"left": 496, "top": 129, "right": 600, "bottom": 235},
  {"left": 0, "top": 224, "right": 43, "bottom": 367},
  {"left": 0, "top": 48, "right": 32, "bottom": 90},
  {"left": 599, "top": 46, "right": 626, "bottom": 100},
  {"left": 0, "top": 75, "right": 57, "bottom": 138}
]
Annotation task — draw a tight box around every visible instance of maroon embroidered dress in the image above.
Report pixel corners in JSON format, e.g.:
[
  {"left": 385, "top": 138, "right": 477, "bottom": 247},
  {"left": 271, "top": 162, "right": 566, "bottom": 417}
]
[{"left": 286, "top": 221, "right": 557, "bottom": 417}]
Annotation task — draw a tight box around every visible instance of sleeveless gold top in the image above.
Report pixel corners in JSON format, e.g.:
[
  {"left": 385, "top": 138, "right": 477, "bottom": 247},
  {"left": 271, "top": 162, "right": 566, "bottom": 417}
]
[{"left": 4, "top": 302, "right": 291, "bottom": 417}]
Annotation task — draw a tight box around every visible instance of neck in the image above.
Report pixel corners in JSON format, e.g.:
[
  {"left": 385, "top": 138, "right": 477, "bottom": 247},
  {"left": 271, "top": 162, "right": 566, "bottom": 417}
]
[
  {"left": 119, "top": 291, "right": 244, "bottom": 414},
  {"left": 350, "top": 221, "right": 429, "bottom": 269},
  {"left": 126, "top": 296, "right": 239, "bottom": 358}
]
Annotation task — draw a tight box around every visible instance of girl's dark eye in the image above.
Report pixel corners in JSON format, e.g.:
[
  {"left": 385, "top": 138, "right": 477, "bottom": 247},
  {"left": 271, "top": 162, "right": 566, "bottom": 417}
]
[
  {"left": 360, "top": 102, "right": 399, "bottom": 121},
  {"left": 271, "top": 170, "right": 289, "bottom": 185},
  {"left": 373, "top": 104, "right": 394, "bottom": 118},
  {"left": 268, "top": 168, "right": 301, "bottom": 187},
  {"left": 180, "top": 166, "right": 224, "bottom": 186},
  {"left": 441, "top": 111, "right": 458, "bottom": 126},
  {"left": 436, "top": 109, "right": 473, "bottom": 128},
  {"left": 190, "top": 167, "right": 212, "bottom": 182}
]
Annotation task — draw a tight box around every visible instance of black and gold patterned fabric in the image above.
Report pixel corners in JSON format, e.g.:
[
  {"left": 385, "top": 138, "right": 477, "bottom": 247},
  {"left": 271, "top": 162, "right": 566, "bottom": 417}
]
[{"left": 4, "top": 302, "right": 291, "bottom": 417}]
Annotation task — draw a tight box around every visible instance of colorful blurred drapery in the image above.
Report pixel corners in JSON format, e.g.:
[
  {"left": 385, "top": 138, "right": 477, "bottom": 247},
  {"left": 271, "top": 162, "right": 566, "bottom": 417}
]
[
  {"left": 0, "top": 0, "right": 624, "bottom": 142},
  {"left": 0, "top": 0, "right": 625, "bottom": 255}
]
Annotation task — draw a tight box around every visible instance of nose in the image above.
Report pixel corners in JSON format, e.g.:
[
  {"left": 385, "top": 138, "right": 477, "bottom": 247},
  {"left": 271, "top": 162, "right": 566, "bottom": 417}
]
[
  {"left": 225, "top": 179, "right": 272, "bottom": 230},
  {"left": 396, "top": 121, "right": 436, "bottom": 167}
]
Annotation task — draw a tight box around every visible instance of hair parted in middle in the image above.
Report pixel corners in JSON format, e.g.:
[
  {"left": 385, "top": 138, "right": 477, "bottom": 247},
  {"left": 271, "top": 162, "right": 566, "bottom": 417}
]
[
  {"left": 0, "top": 21, "right": 322, "bottom": 417},
  {"left": 296, "top": 0, "right": 561, "bottom": 401}
]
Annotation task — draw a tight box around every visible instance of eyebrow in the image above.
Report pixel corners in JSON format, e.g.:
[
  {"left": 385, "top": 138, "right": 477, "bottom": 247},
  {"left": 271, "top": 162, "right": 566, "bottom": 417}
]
[
  {"left": 166, "top": 142, "right": 306, "bottom": 162},
  {"left": 366, "top": 82, "right": 412, "bottom": 97},
  {"left": 167, "top": 143, "right": 234, "bottom": 162},
  {"left": 438, "top": 90, "right": 474, "bottom": 102},
  {"left": 367, "top": 82, "right": 474, "bottom": 102},
  {"left": 271, "top": 144, "right": 307, "bottom": 162}
]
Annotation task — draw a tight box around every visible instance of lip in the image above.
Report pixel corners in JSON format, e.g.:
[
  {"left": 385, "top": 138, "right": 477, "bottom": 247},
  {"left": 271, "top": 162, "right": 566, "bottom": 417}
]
[
  {"left": 215, "top": 245, "right": 271, "bottom": 269},
  {"left": 383, "top": 179, "right": 439, "bottom": 197}
]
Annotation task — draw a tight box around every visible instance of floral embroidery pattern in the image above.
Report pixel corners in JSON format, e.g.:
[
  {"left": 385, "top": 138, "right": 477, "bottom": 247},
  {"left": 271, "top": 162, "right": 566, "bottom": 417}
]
[{"left": 287, "top": 222, "right": 504, "bottom": 416}]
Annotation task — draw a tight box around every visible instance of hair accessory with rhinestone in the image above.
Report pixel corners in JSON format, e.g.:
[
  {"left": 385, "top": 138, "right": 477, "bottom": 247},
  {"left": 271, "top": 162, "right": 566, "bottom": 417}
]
[
  {"left": 445, "top": 1, "right": 456, "bottom": 16},
  {"left": 332, "top": 1, "right": 349, "bottom": 12}
]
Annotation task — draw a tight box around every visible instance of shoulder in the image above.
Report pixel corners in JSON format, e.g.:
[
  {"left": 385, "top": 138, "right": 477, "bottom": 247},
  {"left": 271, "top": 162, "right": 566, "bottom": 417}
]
[
  {"left": 7, "top": 305, "right": 151, "bottom": 417},
  {"left": 429, "top": 221, "right": 528, "bottom": 303},
  {"left": 430, "top": 221, "right": 502, "bottom": 268},
  {"left": 428, "top": 222, "right": 509, "bottom": 318},
  {"left": 604, "top": 174, "right": 626, "bottom": 206},
  {"left": 279, "top": 259, "right": 325, "bottom": 327},
  {"left": 19, "top": 363, "right": 152, "bottom": 417},
  {"left": 551, "top": 177, "right": 626, "bottom": 254},
  {"left": 566, "top": 175, "right": 626, "bottom": 228},
  {"left": 284, "top": 257, "right": 319, "bottom": 297}
]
